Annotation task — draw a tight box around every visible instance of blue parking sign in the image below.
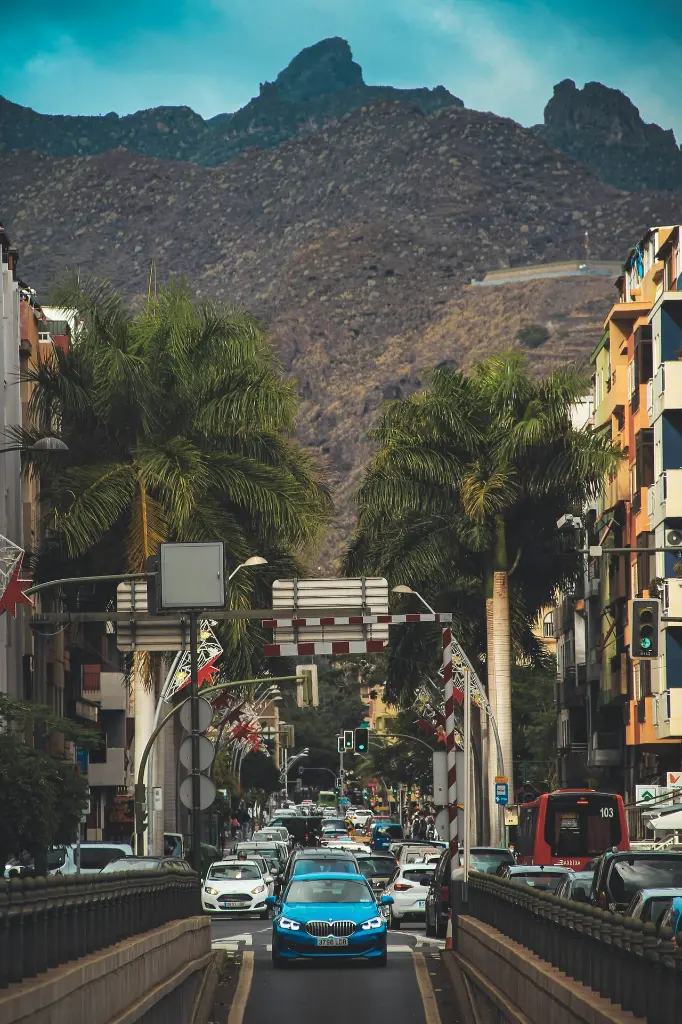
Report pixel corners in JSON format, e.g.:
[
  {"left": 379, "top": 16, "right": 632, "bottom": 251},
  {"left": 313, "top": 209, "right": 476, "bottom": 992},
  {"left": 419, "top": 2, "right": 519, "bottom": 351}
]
[{"left": 495, "top": 782, "right": 509, "bottom": 806}]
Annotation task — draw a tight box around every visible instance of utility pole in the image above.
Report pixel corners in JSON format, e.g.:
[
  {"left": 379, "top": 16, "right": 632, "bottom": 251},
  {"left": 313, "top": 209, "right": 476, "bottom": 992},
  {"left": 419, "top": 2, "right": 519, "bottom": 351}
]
[
  {"left": 283, "top": 749, "right": 289, "bottom": 800},
  {"left": 189, "top": 610, "right": 202, "bottom": 875}
]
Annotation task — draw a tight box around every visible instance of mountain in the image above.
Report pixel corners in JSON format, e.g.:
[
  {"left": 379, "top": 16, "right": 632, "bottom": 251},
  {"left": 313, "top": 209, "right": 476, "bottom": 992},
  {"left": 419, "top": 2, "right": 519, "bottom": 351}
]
[
  {"left": 0, "top": 37, "right": 460, "bottom": 166},
  {"left": 536, "top": 79, "right": 682, "bottom": 192},
  {"left": 3, "top": 99, "right": 682, "bottom": 564}
]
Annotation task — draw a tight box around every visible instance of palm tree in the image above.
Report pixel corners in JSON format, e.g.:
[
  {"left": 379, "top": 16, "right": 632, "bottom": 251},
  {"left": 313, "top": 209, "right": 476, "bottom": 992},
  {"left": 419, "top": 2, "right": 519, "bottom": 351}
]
[
  {"left": 345, "top": 351, "right": 620, "bottom": 841},
  {"left": 20, "top": 276, "right": 332, "bottom": 751}
]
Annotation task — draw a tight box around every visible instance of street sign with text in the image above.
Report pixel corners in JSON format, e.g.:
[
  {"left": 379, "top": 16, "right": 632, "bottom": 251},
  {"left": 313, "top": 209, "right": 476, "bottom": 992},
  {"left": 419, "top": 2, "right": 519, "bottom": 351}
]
[{"left": 495, "top": 782, "right": 509, "bottom": 806}]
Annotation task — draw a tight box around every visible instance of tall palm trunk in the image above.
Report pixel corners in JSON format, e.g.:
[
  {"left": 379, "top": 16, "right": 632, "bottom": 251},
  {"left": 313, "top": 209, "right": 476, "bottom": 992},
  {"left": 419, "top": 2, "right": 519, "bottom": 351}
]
[
  {"left": 491, "top": 517, "right": 513, "bottom": 841},
  {"left": 483, "top": 566, "right": 495, "bottom": 845}
]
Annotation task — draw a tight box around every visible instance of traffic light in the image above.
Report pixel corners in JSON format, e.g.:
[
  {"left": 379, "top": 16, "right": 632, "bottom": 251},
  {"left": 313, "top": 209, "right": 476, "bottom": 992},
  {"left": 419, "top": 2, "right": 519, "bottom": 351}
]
[
  {"left": 354, "top": 728, "right": 369, "bottom": 753},
  {"left": 337, "top": 735, "right": 345, "bottom": 753},
  {"left": 344, "top": 730, "right": 354, "bottom": 750},
  {"left": 630, "top": 598, "right": 660, "bottom": 659}
]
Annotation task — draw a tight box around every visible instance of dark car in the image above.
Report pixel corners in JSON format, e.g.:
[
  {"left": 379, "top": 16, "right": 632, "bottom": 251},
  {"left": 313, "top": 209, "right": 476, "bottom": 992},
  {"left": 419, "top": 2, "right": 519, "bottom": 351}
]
[
  {"left": 269, "top": 816, "right": 324, "bottom": 847},
  {"left": 279, "top": 847, "right": 360, "bottom": 891},
  {"left": 590, "top": 850, "right": 682, "bottom": 912},
  {"left": 99, "top": 856, "right": 193, "bottom": 874},
  {"left": 497, "top": 864, "right": 569, "bottom": 892},
  {"left": 425, "top": 847, "right": 451, "bottom": 939},
  {"left": 553, "top": 870, "right": 594, "bottom": 903},
  {"left": 354, "top": 853, "right": 399, "bottom": 893}
]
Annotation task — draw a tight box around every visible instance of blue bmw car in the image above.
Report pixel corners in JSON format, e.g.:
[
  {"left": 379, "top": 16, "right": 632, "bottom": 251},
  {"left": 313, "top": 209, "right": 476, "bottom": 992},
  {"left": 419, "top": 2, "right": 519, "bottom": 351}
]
[{"left": 267, "top": 872, "right": 393, "bottom": 967}]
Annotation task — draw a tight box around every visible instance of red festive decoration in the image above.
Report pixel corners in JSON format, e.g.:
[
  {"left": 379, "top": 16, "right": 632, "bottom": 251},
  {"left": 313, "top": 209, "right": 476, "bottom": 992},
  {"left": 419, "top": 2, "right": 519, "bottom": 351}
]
[{"left": 0, "top": 561, "right": 32, "bottom": 617}]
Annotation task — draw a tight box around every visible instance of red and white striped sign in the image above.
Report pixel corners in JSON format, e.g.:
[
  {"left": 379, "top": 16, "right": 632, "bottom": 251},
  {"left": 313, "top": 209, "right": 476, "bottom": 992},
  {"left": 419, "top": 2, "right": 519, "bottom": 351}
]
[
  {"left": 262, "top": 612, "right": 451, "bottom": 629},
  {"left": 264, "top": 639, "right": 387, "bottom": 657}
]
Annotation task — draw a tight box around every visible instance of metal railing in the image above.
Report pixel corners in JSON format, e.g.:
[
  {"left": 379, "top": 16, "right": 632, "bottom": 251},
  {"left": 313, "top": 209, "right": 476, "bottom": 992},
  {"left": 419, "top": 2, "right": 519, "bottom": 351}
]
[
  {"left": 0, "top": 868, "right": 200, "bottom": 988},
  {"left": 459, "top": 873, "right": 682, "bottom": 1024}
]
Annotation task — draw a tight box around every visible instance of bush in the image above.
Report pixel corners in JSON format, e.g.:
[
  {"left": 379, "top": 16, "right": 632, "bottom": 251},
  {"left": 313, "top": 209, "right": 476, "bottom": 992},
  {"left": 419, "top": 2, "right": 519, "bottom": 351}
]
[{"left": 516, "top": 324, "right": 550, "bottom": 349}]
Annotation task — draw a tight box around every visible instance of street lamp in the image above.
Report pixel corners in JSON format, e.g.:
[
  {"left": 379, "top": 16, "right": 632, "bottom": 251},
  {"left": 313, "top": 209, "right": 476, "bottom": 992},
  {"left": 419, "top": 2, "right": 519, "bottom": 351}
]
[
  {"left": 392, "top": 584, "right": 435, "bottom": 614},
  {"left": 0, "top": 436, "right": 69, "bottom": 454},
  {"left": 228, "top": 555, "right": 268, "bottom": 581}
]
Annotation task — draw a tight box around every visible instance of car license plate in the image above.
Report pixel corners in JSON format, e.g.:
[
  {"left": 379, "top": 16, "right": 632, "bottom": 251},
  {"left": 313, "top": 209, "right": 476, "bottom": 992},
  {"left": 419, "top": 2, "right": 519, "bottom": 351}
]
[
  {"left": 417, "top": 901, "right": 425, "bottom": 908},
  {"left": 221, "top": 900, "right": 249, "bottom": 907},
  {"left": 316, "top": 937, "right": 349, "bottom": 947}
]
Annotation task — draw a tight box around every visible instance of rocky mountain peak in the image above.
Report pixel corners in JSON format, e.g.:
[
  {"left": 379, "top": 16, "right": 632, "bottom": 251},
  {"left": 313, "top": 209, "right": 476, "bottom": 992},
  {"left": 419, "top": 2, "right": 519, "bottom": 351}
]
[
  {"left": 269, "top": 37, "right": 364, "bottom": 101},
  {"left": 538, "top": 79, "right": 682, "bottom": 191}
]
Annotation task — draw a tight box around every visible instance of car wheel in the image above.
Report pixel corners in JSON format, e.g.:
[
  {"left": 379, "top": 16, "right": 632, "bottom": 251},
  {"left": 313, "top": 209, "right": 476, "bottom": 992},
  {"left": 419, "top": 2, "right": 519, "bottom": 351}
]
[
  {"left": 389, "top": 911, "right": 401, "bottom": 930},
  {"left": 260, "top": 909, "right": 270, "bottom": 920},
  {"left": 373, "top": 943, "right": 388, "bottom": 968},
  {"left": 271, "top": 939, "right": 286, "bottom": 969},
  {"left": 436, "top": 912, "right": 448, "bottom": 940},
  {"left": 424, "top": 908, "right": 436, "bottom": 938}
]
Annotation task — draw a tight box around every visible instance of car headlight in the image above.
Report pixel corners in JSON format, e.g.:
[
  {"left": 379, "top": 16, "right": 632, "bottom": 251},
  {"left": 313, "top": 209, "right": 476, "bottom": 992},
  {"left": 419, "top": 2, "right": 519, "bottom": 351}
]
[
  {"left": 279, "top": 916, "right": 301, "bottom": 931},
  {"left": 251, "top": 884, "right": 266, "bottom": 895},
  {"left": 204, "top": 887, "right": 219, "bottom": 896},
  {"left": 361, "top": 916, "right": 384, "bottom": 930}
]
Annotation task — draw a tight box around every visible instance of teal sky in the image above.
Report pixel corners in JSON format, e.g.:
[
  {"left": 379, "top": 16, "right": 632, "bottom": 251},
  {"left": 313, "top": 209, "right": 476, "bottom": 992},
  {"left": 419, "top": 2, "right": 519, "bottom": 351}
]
[{"left": 2, "top": 0, "right": 682, "bottom": 139}]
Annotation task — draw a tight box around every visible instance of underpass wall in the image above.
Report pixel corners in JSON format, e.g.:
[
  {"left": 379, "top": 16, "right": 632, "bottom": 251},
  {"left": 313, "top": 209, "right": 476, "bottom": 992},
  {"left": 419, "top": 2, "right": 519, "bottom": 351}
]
[
  {"left": 444, "top": 917, "right": 644, "bottom": 1024},
  {"left": 0, "top": 917, "right": 218, "bottom": 1024}
]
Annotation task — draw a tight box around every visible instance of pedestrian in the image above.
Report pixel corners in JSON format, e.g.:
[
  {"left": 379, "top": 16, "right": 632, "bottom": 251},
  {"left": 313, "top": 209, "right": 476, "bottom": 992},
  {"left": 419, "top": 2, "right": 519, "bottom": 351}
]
[
  {"left": 411, "top": 816, "right": 420, "bottom": 840},
  {"left": 419, "top": 815, "right": 428, "bottom": 840},
  {"left": 231, "top": 815, "right": 239, "bottom": 839}
]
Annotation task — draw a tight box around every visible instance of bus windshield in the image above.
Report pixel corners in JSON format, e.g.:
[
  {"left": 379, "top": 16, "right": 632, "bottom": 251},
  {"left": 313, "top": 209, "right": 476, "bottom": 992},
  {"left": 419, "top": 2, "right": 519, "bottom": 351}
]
[
  {"left": 544, "top": 793, "right": 621, "bottom": 859},
  {"left": 318, "top": 791, "right": 336, "bottom": 808}
]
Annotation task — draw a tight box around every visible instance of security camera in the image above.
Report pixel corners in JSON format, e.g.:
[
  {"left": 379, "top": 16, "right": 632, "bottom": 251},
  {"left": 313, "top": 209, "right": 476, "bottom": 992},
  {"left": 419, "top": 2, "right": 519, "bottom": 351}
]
[{"left": 557, "top": 514, "right": 581, "bottom": 531}]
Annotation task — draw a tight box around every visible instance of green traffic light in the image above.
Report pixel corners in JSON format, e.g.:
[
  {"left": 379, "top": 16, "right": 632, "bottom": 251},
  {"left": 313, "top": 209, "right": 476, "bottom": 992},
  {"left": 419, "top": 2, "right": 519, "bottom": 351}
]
[{"left": 640, "top": 636, "right": 652, "bottom": 650}]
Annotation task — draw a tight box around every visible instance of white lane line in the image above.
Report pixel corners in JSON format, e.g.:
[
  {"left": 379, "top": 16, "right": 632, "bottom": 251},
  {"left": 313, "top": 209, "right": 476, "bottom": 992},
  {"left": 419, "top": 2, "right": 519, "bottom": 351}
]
[
  {"left": 227, "top": 950, "right": 254, "bottom": 1024},
  {"left": 212, "top": 933, "right": 254, "bottom": 948},
  {"left": 412, "top": 952, "right": 441, "bottom": 1024}
]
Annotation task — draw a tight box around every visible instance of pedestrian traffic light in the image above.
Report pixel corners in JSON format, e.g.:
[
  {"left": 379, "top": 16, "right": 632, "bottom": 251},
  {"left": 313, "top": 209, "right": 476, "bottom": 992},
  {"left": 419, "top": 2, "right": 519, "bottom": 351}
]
[
  {"left": 630, "top": 598, "right": 660, "bottom": 659},
  {"left": 344, "top": 730, "right": 354, "bottom": 750},
  {"left": 337, "top": 735, "right": 345, "bottom": 753},
  {"left": 354, "top": 728, "right": 369, "bottom": 753}
]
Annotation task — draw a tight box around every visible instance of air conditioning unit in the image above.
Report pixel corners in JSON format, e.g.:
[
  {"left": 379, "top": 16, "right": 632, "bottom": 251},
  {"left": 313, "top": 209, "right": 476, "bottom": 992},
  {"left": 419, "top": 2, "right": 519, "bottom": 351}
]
[{"left": 666, "top": 529, "right": 682, "bottom": 548}]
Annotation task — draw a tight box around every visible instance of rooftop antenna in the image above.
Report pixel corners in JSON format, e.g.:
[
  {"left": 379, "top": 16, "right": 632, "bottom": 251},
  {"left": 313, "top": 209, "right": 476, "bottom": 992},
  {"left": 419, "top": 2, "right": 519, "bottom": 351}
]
[{"left": 584, "top": 230, "right": 590, "bottom": 264}]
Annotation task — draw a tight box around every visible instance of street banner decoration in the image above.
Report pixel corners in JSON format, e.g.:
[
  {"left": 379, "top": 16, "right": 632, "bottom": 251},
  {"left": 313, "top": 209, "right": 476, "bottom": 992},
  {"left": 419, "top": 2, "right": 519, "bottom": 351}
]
[
  {"left": 165, "top": 621, "right": 223, "bottom": 697},
  {"left": 0, "top": 536, "right": 32, "bottom": 617}
]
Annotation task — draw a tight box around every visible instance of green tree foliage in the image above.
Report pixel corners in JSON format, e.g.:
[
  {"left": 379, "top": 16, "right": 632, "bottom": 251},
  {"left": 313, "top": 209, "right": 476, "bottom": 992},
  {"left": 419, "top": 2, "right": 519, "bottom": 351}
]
[
  {"left": 511, "top": 661, "right": 558, "bottom": 790},
  {"left": 283, "top": 658, "right": 369, "bottom": 776},
  {"left": 344, "top": 352, "right": 620, "bottom": 700},
  {"left": 19, "top": 276, "right": 332, "bottom": 679},
  {"left": 0, "top": 696, "right": 94, "bottom": 867}
]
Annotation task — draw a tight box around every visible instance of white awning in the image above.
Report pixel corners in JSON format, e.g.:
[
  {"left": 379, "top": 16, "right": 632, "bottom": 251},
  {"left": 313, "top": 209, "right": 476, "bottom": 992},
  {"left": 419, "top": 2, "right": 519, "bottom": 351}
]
[{"left": 647, "top": 810, "right": 682, "bottom": 831}]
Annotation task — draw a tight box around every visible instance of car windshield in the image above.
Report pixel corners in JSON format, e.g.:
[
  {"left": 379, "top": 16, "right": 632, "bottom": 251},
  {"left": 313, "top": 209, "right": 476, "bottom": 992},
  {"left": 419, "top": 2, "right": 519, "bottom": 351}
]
[
  {"left": 376, "top": 825, "right": 403, "bottom": 838},
  {"left": 470, "top": 851, "right": 513, "bottom": 874},
  {"left": 208, "top": 864, "right": 261, "bottom": 880},
  {"left": 357, "top": 858, "right": 396, "bottom": 876},
  {"left": 512, "top": 871, "right": 565, "bottom": 891},
  {"left": 609, "top": 858, "right": 682, "bottom": 904},
  {"left": 293, "top": 859, "right": 356, "bottom": 875},
  {"left": 79, "top": 848, "right": 130, "bottom": 870},
  {"left": 403, "top": 868, "right": 435, "bottom": 883},
  {"left": 286, "top": 878, "right": 374, "bottom": 904},
  {"left": 643, "top": 896, "right": 676, "bottom": 926},
  {"left": 102, "top": 858, "right": 160, "bottom": 873}
]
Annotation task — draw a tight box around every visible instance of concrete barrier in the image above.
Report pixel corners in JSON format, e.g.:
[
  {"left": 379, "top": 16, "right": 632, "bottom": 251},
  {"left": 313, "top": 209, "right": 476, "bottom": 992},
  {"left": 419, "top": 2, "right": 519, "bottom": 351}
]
[
  {"left": 0, "top": 917, "right": 217, "bottom": 1024},
  {"left": 443, "top": 917, "right": 645, "bottom": 1024}
]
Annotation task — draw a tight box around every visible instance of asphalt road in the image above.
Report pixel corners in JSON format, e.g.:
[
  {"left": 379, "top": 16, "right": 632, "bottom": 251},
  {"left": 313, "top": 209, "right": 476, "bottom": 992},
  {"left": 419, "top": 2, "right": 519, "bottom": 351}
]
[{"left": 210, "top": 916, "right": 456, "bottom": 1024}]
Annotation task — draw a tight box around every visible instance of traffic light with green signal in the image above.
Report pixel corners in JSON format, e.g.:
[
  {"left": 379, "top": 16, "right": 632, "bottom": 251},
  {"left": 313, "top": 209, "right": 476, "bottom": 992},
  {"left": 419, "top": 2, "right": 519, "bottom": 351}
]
[
  {"left": 630, "top": 598, "right": 660, "bottom": 659},
  {"left": 354, "top": 728, "right": 369, "bottom": 753},
  {"left": 344, "top": 730, "right": 354, "bottom": 750}
]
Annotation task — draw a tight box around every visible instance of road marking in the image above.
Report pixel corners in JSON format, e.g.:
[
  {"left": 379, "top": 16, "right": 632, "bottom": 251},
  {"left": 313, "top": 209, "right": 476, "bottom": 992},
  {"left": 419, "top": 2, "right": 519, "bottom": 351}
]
[
  {"left": 412, "top": 952, "right": 441, "bottom": 1024},
  {"left": 212, "top": 933, "right": 253, "bottom": 949},
  {"left": 227, "top": 950, "right": 254, "bottom": 1024}
]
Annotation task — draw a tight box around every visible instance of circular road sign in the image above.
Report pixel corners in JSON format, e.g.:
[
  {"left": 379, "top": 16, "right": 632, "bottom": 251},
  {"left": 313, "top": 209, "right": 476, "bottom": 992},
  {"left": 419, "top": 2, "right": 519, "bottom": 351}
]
[
  {"left": 179, "top": 774, "right": 216, "bottom": 811},
  {"left": 179, "top": 696, "right": 212, "bottom": 733},
  {"left": 179, "top": 735, "right": 216, "bottom": 772}
]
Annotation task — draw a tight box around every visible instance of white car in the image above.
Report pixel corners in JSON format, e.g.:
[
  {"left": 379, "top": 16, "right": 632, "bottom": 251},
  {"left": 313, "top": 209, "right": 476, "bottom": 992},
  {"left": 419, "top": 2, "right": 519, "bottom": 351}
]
[
  {"left": 325, "top": 838, "right": 372, "bottom": 855},
  {"left": 201, "top": 860, "right": 272, "bottom": 917},
  {"left": 385, "top": 862, "right": 436, "bottom": 929}
]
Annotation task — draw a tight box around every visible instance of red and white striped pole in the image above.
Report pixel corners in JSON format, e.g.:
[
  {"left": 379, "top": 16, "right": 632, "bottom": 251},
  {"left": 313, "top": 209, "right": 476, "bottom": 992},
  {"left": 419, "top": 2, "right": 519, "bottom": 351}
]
[{"left": 442, "top": 626, "right": 460, "bottom": 868}]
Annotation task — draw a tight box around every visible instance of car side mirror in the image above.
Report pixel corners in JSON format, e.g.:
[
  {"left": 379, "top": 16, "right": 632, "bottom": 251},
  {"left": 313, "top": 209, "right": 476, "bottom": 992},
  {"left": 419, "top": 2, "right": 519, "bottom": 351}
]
[
  {"left": 380, "top": 894, "right": 394, "bottom": 906},
  {"left": 264, "top": 895, "right": 277, "bottom": 906}
]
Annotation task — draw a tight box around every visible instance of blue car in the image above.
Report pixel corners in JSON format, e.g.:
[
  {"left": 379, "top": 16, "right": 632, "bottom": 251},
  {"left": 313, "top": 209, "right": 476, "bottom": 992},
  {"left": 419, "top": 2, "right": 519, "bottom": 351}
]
[{"left": 267, "top": 872, "right": 393, "bottom": 967}]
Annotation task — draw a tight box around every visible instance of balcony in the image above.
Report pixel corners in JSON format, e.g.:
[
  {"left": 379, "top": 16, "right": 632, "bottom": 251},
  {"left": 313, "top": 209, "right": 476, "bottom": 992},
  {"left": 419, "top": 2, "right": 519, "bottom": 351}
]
[
  {"left": 605, "top": 458, "right": 630, "bottom": 510},
  {"left": 654, "top": 689, "right": 682, "bottom": 739},
  {"left": 663, "top": 577, "right": 682, "bottom": 621},
  {"left": 651, "top": 469, "right": 682, "bottom": 528},
  {"left": 99, "top": 671, "right": 127, "bottom": 711},
  {"left": 588, "top": 731, "right": 622, "bottom": 767},
  {"left": 87, "top": 747, "right": 127, "bottom": 788},
  {"left": 648, "top": 361, "right": 682, "bottom": 423}
]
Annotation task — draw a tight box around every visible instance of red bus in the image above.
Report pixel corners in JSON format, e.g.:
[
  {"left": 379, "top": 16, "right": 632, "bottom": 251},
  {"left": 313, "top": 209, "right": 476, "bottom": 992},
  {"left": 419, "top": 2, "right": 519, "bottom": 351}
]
[{"left": 515, "top": 790, "right": 629, "bottom": 869}]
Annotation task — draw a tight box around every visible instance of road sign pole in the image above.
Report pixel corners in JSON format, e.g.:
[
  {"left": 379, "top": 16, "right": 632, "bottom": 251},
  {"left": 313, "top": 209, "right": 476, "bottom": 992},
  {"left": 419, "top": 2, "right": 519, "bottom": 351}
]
[
  {"left": 189, "top": 610, "right": 202, "bottom": 874},
  {"left": 463, "top": 666, "right": 471, "bottom": 902}
]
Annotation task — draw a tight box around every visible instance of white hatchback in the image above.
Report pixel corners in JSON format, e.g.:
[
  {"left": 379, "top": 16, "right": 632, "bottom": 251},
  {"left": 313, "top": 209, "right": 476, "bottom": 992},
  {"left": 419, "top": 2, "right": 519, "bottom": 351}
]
[
  {"left": 385, "top": 862, "right": 436, "bottom": 928},
  {"left": 201, "top": 860, "right": 272, "bottom": 918}
]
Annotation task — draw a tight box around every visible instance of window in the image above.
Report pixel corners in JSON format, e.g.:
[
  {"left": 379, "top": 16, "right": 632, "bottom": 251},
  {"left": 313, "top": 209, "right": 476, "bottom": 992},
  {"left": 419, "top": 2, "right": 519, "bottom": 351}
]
[
  {"left": 635, "top": 430, "right": 655, "bottom": 490},
  {"left": 286, "top": 878, "right": 374, "bottom": 903},
  {"left": 636, "top": 532, "right": 656, "bottom": 594},
  {"left": 543, "top": 612, "right": 555, "bottom": 638},
  {"left": 82, "top": 665, "right": 101, "bottom": 692}
]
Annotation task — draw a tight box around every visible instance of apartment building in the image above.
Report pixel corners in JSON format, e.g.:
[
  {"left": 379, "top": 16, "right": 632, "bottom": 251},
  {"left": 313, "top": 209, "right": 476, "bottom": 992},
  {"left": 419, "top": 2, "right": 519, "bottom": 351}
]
[{"left": 555, "top": 225, "right": 682, "bottom": 808}]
